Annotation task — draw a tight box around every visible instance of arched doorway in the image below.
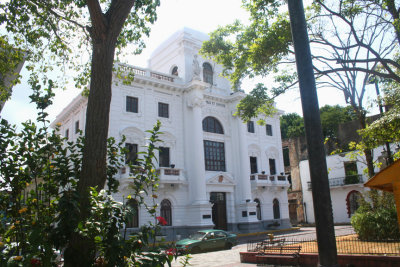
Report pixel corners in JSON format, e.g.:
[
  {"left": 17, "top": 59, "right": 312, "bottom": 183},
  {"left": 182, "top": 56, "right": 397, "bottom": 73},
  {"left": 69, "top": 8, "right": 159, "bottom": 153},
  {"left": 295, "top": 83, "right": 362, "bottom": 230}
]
[{"left": 346, "top": 190, "right": 362, "bottom": 217}]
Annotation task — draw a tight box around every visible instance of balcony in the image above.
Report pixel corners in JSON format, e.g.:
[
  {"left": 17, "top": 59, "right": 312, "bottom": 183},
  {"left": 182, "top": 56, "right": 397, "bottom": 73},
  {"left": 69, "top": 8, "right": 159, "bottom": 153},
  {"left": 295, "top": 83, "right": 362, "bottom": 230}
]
[
  {"left": 250, "top": 173, "right": 290, "bottom": 188},
  {"left": 116, "top": 63, "right": 181, "bottom": 84},
  {"left": 119, "top": 166, "right": 186, "bottom": 186},
  {"left": 156, "top": 167, "right": 186, "bottom": 186},
  {"left": 307, "top": 175, "right": 364, "bottom": 190}
]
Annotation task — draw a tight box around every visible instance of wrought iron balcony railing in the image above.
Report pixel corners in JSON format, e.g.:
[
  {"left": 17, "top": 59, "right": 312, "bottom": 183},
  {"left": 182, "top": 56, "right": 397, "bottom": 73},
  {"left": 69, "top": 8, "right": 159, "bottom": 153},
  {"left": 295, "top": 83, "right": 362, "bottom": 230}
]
[{"left": 307, "top": 175, "right": 364, "bottom": 190}]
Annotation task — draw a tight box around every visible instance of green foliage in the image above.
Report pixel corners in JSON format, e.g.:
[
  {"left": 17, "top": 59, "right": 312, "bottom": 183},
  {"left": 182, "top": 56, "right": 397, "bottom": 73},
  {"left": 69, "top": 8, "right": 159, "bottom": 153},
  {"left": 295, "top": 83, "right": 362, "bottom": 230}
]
[
  {"left": 0, "top": 88, "right": 179, "bottom": 266},
  {"left": 0, "top": 86, "right": 82, "bottom": 266},
  {"left": 200, "top": 2, "right": 292, "bottom": 91},
  {"left": 201, "top": 0, "right": 400, "bottom": 130},
  {"left": 319, "top": 105, "right": 357, "bottom": 139},
  {"left": 344, "top": 175, "right": 360, "bottom": 185},
  {"left": 280, "top": 105, "right": 356, "bottom": 140},
  {"left": 360, "top": 84, "right": 400, "bottom": 151},
  {"left": 0, "top": 0, "right": 160, "bottom": 90},
  {"left": 234, "top": 83, "right": 276, "bottom": 124},
  {"left": 351, "top": 190, "right": 400, "bottom": 240},
  {"left": 0, "top": 35, "right": 24, "bottom": 105},
  {"left": 280, "top": 113, "right": 304, "bottom": 139}
]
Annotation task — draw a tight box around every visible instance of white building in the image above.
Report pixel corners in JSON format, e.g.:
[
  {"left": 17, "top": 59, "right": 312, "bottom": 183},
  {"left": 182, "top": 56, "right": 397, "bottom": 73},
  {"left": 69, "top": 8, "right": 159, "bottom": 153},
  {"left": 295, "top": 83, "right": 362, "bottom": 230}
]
[
  {"left": 300, "top": 145, "right": 396, "bottom": 224},
  {"left": 52, "top": 28, "right": 290, "bottom": 239}
]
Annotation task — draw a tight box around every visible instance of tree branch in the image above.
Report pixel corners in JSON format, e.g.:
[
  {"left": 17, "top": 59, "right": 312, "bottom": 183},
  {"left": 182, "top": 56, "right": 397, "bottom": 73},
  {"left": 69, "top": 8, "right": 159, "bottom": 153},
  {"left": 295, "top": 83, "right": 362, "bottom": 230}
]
[
  {"left": 318, "top": 67, "right": 400, "bottom": 83},
  {"left": 87, "top": 0, "right": 108, "bottom": 42},
  {"left": 106, "top": 0, "right": 135, "bottom": 43}
]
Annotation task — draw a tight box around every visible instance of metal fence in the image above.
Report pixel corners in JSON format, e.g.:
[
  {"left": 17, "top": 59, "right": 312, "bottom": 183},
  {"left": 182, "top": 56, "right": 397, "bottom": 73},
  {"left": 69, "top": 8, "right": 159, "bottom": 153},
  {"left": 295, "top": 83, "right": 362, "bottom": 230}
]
[
  {"left": 248, "top": 236, "right": 400, "bottom": 256},
  {"left": 307, "top": 175, "right": 364, "bottom": 190}
]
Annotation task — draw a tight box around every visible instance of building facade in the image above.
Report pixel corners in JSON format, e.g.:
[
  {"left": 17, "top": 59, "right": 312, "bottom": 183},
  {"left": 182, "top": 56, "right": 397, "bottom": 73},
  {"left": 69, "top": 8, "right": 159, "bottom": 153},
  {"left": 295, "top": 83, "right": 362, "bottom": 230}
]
[
  {"left": 52, "top": 28, "right": 290, "bottom": 239},
  {"left": 300, "top": 145, "right": 397, "bottom": 224}
]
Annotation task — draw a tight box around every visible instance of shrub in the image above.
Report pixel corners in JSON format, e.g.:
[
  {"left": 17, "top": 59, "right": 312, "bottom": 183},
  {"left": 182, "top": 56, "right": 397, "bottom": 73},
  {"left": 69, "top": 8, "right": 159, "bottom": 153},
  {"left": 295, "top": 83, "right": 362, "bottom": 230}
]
[{"left": 351, "top": 190, "right": 400, "bottom": 240}]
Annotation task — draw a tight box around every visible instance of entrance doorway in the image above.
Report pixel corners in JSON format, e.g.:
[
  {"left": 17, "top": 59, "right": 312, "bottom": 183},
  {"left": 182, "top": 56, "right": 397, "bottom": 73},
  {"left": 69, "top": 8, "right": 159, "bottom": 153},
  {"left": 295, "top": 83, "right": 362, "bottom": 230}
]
[
  {"left": 288, "top": 199, "right": 298, "bottom": 225},
  {"left": 210, "top": 192, "right": 227, "bottom": 230}
]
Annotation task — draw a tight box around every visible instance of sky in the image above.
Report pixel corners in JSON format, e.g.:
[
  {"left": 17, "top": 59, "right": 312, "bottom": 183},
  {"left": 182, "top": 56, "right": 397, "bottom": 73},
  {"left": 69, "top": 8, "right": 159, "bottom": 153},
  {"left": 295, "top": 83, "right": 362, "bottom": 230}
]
[{"left": 1, "top": 0, "right": 348, "bottom": 127}]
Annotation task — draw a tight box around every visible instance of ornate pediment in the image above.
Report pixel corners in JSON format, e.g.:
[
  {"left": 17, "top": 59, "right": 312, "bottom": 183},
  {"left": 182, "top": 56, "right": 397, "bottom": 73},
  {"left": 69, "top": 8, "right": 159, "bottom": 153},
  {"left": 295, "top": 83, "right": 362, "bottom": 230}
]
[{"left": 206, "top": 173, "right": 236, "bottom": 186}]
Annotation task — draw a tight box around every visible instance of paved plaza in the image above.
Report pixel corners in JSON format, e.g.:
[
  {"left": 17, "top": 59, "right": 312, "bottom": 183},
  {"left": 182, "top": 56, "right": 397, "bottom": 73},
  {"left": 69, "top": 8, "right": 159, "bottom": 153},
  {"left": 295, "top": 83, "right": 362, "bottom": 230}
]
[{"left": 170, "top": 225, "right": 355, "bottom": 267}]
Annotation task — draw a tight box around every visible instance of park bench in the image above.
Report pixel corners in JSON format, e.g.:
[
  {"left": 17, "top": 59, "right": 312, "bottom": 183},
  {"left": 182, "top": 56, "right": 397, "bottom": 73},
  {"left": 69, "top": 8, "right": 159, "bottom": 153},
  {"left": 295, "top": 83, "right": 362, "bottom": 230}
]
[
  {"left": 256, "top": 244, "right": 301, "bottom": 266},
  {"left": 255, "top": 238, "right": 286, "bottom": 251}
]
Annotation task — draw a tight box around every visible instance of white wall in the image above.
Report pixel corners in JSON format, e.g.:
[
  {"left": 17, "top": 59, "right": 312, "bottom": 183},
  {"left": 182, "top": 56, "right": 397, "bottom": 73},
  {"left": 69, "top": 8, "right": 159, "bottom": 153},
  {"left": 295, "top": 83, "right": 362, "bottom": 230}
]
[{"left": 300, "top": 145, "right": 396, "bottom": 224}]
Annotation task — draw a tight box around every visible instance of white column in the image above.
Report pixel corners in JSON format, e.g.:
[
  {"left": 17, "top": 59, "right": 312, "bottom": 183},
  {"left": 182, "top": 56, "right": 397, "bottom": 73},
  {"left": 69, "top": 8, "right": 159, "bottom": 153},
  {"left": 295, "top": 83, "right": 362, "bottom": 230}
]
[
  {"left": 184, "top": 89, "right": 213, "bottom": 227},
  {"left": 237, "top": 119, "right": 252, "bottom": 202},
  {"left": 190, "top": 98, "right": 208, "bottom": 204},
  {"left": 235, "top": 117, "right": 258, "bottom": 225}
]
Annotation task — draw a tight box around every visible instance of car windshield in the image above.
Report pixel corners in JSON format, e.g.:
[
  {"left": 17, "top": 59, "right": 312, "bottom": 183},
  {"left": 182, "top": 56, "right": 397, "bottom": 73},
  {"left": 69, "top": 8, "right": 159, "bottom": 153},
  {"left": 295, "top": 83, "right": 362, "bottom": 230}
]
[{"left": 189, "top": 232, "right": 206, "bottom": 240}]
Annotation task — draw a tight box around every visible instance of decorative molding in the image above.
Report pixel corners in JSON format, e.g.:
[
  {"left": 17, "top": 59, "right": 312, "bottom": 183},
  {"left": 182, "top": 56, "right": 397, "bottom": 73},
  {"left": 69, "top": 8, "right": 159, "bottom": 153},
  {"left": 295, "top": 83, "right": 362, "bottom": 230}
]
[
  {"left": 187, "top": 96, "right": 204, "bottom": 108},
  {"left": 120, "top": 127, "right": 146, "bottom": 146},
  {"left": 206, "top": 173, "right": 236, "bottom": 185}
]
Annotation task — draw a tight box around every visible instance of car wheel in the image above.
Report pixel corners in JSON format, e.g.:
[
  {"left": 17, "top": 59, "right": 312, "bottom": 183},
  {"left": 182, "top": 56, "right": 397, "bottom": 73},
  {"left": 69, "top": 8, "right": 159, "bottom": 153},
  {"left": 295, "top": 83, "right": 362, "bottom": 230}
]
[
  {"left": 191, "top": 246, "right": 201, "bottom": 254},
  {"left": 225, "top": 242, "right": 233, "bottom": 250}
]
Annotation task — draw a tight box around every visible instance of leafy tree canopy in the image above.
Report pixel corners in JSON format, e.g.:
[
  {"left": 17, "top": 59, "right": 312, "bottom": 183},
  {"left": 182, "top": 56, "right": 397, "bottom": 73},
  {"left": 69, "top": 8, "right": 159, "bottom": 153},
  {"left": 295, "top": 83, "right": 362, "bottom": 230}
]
[
  {"left": 280, "top": 105, "right": 357, "bottom": 139},
  {"left": 360, "top": 84, "right": 400, "bottom": 152},
  {"left": 320, "top": 105, "right": 358, "bottom": 139},
  {"left": 201, "top": 0, "right": 400, "bottom": 120},
  {"left": 280, "top": 112, "right": 304, "bottom": 139},
  {"left": 0, "top": 0, "right": 159, "bottom": 90},
  {"left": 0, "top": 35, "right": 24, "bottom": 108}
]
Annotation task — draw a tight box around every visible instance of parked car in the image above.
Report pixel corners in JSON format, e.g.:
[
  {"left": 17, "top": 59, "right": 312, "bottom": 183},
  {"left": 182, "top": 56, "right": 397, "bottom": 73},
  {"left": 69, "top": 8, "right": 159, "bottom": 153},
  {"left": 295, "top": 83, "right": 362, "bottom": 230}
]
[{"left": 175, "top": 229, "right": 237, "bottom": 254}]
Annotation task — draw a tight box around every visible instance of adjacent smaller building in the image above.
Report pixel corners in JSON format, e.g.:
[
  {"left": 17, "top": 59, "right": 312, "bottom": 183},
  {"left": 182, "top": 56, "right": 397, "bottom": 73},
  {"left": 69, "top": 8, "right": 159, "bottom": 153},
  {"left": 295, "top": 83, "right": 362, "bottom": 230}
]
[{"left": 300, "top": 145, "right": 396, "bottom": 224}]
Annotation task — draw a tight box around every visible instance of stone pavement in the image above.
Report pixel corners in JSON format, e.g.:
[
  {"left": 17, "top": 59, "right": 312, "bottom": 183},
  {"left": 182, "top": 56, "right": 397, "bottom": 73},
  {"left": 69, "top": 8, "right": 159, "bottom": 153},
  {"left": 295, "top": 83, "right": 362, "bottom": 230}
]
[
  {"left": 171, "top": 242, "right": 253, "bottom": 267},
  {"left": 170, "top": 225, "right": 355, "bottom": 267}
]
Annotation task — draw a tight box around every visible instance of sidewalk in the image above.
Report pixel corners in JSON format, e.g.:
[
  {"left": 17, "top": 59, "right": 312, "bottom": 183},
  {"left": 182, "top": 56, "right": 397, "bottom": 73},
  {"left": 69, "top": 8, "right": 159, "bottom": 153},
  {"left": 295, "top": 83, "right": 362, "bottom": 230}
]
[
  {"left": 236, "top": 227, "right": 301, "bottom": 244},
  {"left": 170, "top": 225, "right": 355, "bottom": 267}
]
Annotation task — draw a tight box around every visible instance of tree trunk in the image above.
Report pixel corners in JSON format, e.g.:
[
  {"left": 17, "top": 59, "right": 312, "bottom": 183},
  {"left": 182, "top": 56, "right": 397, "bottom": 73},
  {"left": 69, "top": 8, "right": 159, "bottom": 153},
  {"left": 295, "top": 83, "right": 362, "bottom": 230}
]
[
  {"left": 358, "top": 113, "right": 375, "bottom": 178},
  {"left": 64, "top": 38, "right": 116, "bottom": 267},
  {"left": 64, "top": 1, "right": 136, "bottom": 265}
]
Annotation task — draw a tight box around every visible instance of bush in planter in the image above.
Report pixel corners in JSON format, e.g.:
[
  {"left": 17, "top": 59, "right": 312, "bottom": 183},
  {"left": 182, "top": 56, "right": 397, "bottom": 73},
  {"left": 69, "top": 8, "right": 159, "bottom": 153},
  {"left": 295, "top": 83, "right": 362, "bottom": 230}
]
[
  {"left": 344, "top": 175, "right": 359, "bottom": 185},
  {"left": 351, "top": 190, "right": 400, "bottom": 240}
]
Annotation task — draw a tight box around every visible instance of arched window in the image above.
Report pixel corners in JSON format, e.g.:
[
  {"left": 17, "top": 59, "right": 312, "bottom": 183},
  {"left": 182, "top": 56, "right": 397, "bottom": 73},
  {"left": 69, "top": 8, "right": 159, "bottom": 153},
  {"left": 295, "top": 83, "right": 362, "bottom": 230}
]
[
  {"left": 273, "top": 198, "right": 280, "bottom": 219},
  {"left": 203, "top": 62, "right": 213, "bottom": 84},
  {"left": 254, "top": 199, "right": 262, "bottom": 220},
  {"left": 346, "top": 190, "right": 362, "bottom": 217},
  {"left": 126, "top": 199, "right": 139, "bottom": 228},
  {"left": 160, "top": 199, "right": 172, "bottom": 226},
  {"left": 171, "top": 66, "right": 178, "bottom": 76},
  {"left": 202, "top": 117, "right": 224, "bottom": 134}
]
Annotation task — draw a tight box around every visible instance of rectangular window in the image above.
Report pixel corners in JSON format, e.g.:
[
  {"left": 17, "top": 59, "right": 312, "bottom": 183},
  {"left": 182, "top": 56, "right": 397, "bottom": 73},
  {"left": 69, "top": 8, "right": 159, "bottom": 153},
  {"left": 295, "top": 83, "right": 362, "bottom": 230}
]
[
  {"left": 159, "top": 147, "right": 170, "bottom": 167},
  {"left": 344, "top": 161, "right": 358, "bottom": 177},
  {"left": 283, "top": 147, "right": 290, "bottom": 167},
  {"left": 204, "top": 140, "right": 226, "bottom": 171},
  {"left": 158, "top": 102, "right": 169, "bottom": 118},
  {"left": 266, "top": 124, "right": 273, "bottom": 136},
  {"left": 125, "top": 143, "right": 138, "bottom": 165},
  {"left": 65, "top": 129, "right": 69, "bottom": 139},
  {"left": 75, "top": 121, "right": 79, "bottom": 134},
  {"left": 269, "top": 158, "right": 276, "bottom": 175},
  {"left": 250, "top": 156, "right": 258, "bottom": 174},
  {"left": 247, "top": 121, "right": 255, "bottom": 133},
  {"left": 126, "top": 96, "right": 138, "bottom": 113}
]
